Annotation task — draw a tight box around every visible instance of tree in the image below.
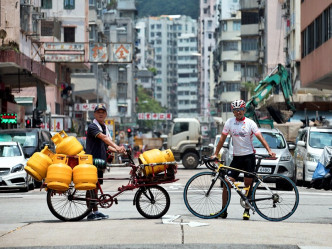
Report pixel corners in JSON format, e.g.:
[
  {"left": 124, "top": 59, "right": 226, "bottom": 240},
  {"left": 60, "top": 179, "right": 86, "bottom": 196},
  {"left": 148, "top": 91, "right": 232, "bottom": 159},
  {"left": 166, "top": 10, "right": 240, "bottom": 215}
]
[{"left": 136, "top": 85, "right": 166, "bottom": 131}]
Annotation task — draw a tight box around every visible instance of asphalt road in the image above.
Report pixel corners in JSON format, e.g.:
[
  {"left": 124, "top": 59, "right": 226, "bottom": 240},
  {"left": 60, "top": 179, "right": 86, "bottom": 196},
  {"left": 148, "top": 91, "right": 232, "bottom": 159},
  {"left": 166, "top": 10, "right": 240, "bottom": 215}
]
[{"left": 1, "top": 165, "right": 332, "bottom": 249}]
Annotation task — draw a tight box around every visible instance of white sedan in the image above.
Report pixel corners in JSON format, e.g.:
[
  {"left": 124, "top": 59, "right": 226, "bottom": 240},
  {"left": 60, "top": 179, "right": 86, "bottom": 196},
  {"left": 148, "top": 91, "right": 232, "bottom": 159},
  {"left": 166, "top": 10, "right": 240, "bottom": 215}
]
[{"left": 0, "top": 142, "right": 34, "bottom": 191}]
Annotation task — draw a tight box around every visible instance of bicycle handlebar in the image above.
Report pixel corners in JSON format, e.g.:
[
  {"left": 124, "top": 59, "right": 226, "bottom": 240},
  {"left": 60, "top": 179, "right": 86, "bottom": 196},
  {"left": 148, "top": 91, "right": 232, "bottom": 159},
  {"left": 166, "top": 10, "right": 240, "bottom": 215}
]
[{"left": 201, "top": 154, "right": 278, "bottom": 170}]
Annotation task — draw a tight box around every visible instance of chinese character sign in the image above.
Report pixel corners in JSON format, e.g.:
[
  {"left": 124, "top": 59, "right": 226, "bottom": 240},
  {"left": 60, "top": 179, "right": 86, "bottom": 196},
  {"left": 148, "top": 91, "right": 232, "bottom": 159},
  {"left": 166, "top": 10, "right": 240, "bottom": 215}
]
[
  {"left": 89, "top": 43, "right": 108, "bottom": 62},
  {"left": 137, "top": 113, "right": 172, "bottom": 120},
  {"left": 110, "top": 43, "right": 132, "bottom": 62}
]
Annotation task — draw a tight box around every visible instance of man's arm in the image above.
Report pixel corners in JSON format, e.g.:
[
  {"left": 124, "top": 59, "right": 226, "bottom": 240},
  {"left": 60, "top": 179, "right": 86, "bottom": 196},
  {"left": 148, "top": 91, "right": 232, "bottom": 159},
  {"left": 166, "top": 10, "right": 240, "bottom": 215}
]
[
  {"left": 255, "top": 133, "right": 276, "bottom": 157},
  {"left": 213, "top": 133, "right": 228, "bottom": 158},
  {"left": 96, "top": 133, "right": 126, "bottom": 153}
]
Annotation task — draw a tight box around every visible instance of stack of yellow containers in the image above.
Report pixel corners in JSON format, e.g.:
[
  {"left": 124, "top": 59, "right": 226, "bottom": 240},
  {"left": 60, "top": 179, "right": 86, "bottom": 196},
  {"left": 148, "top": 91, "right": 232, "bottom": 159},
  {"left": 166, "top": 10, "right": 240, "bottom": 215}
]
[
  {"left": 25, "top": 130, "right": 98, "bottom": 191},
  {"left": 138, "top": 149, "right": 175, "bottom": 176}
]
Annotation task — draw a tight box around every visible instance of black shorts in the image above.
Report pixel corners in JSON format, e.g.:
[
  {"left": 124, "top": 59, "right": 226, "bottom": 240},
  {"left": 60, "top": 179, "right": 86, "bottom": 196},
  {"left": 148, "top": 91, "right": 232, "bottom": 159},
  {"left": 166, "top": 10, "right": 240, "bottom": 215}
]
[{"left": 227, "top": 154, "right": 256, "bottom": 179}]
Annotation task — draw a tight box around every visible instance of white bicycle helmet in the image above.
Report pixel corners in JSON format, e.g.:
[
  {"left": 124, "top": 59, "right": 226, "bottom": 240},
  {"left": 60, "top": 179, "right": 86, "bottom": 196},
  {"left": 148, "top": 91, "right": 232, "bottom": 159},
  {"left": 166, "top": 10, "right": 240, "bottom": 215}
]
[{"left": 231, "top": 99, "right": 246, "bottom": 109}]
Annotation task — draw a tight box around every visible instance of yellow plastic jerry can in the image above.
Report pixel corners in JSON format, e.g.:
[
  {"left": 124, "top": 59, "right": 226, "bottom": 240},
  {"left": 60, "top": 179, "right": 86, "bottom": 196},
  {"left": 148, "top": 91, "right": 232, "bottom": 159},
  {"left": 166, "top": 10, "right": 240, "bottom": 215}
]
[
  {"left": 25, "top": 146, "right": 54, "bottom": 181},
  {"left": 73, "top": 154, "right": 97, "bottom": 190},
  {"left": 45, "top": 154, "right": 72, "bottom": 191},
  {"left": 161, "top": 149, "right": 175, "bottom": 162},
  {"left": 141, "top": 149, "right": 167, "bottom": 176},
  {"left": 51, "top": 130, "right": 84, "bottom": 156}
]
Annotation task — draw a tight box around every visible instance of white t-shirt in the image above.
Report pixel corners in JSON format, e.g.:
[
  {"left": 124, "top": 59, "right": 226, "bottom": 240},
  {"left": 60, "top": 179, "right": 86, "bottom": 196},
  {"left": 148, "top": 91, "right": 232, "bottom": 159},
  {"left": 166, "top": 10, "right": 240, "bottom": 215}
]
[{"left": 222, "top": 117, "right": 260, "bottom": 156}]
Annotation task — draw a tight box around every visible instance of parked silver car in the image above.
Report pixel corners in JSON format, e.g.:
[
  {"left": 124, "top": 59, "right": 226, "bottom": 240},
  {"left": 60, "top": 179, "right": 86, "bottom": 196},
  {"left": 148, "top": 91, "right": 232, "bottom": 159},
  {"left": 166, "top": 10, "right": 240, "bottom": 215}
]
[
  {"left": 221, "top": 128, "right": 296, "bottom": 182},
  {"left": 0, "top": 142, "right": 34, "bottom": 191},
  {"left": 294, "top": 126, "right": 332, "bottom": 185}
]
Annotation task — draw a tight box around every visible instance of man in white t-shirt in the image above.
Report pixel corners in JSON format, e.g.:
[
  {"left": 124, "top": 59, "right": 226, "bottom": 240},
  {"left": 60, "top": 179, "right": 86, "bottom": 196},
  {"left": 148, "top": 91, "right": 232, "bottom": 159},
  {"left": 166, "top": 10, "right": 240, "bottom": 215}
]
[{"left": 212, "top": 99, "right": 276, "bottom": 220}]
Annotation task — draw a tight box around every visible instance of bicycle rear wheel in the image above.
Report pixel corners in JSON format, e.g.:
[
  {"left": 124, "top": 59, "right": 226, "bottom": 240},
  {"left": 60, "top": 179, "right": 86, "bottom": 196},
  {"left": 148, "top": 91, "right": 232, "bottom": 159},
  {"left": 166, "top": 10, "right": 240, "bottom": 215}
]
[
  {"left": 135, "top": 185, "right": 170, "bottom": 219},
  {"left": 47, "top": 185, "right": 97, "bottom": 221},
  {"left": 183, "top": 172, "right": 230, "bottom": 219},
  {"left": 252, "top": 174, "right": 299, "bottom": 221}
]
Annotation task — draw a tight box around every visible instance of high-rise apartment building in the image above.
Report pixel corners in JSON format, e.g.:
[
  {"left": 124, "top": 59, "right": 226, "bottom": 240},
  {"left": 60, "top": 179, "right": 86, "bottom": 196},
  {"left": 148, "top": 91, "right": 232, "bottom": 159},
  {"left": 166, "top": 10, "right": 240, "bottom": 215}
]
[
  {"left": 213, "top": 0, "right": 241, "bottom": 121},
  {"left": 143, "top": 15, "right": 198, "bottom": 117},
  {"left": 199, "top": 0, "right": 217, "bottom": 120},
  {"left": 177, "top": 33, "right": 199, "bottom": 117}
]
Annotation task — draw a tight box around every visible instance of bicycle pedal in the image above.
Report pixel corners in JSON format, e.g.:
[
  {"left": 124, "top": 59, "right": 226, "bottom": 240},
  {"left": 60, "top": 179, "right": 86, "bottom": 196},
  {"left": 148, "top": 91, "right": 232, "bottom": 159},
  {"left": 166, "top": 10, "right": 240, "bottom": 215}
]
[{"left": 114, "top": 198, "right": 118, "bottom": 204}]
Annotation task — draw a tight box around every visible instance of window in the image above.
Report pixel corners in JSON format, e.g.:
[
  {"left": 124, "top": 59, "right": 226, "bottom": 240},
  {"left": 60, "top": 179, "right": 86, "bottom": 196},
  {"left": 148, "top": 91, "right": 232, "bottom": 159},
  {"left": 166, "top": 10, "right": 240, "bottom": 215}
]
[
  {"left": 118, "top": 68, "right": 127, "bottom": 82},
  {"left": 242, "top": 37, "right": 257, "bottom": 51},
  {"left": 173, "top": 122, "right": 189, "bottom": 135},
  {"left": 302, "top": 5, "right": 332, "bottom": 58},
  {"left": 117, "top": 83, "right": 127, "bottom": 99},
  {"left": 64, "top": 27, "right": 75, "bottom": 42},
  {"left": 241, "top": 11, "right": 259, "bottom": 25},
  {"left": 223, "top": 41, "right": 238, "bottom": 51},
  {"left": 41, "top": 0, "right": 52, "bottom": 9},
  {"left": 241, "top": 65, "right": 258, "bottom": 77},
  {"left": 89, "top": 0, "right": 95, "bottom": 6},
  {"left": 234, "top": 63, "right": 241, "bottom": 71},
  {"left": 223, "top": 62, "right": 227, "bottom": 72},
  {"left": 64, "top": 0, "right": 75, "bottom": 9},
  {"left": 222, "top": 21, "right": 227, "bottom": 31},
  {"left": 233, "top": 20, "right": 241, "bottom": 31},
  {"left": 89, "top": 25, "right": 95, "bottom": 41}
]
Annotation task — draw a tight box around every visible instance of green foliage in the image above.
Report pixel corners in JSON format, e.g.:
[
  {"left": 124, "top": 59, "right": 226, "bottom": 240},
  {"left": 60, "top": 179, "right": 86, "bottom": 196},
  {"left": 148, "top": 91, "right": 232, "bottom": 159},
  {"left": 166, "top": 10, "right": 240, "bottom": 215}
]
[
  {"left": 147, "top": 67, "right": 157, "bottom": 76},
  {"left": 242, "top": 82, "right": 257, "bottom": 97},
  {"left": 0, "top": 40, "right": 20, "bottom": 53},
  {"left": 137, "top": 85, "right": 166, "bottom": 130},
  {"left": 136, "top": 0, "right": 199, "bottom": 19},
  {"left": 107, "top": 0, "right": 117, "bottom": 10}
]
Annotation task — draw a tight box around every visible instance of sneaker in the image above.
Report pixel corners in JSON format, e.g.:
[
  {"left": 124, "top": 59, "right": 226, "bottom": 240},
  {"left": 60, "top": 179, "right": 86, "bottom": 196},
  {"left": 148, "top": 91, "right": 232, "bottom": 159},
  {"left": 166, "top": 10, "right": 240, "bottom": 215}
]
[
  {"left": 87, "top": 213, "right": 102, "bottom": 221},
  {"left": 243, "top": 209, "right": 250, "bottom": 220},
  {"left": 95, "top": 212, "right": 109, "bottom": 219},
  {"left": 211, "top": 209, "right": 228, "bottom": 219},
  {"left": 219, "top": 211, "right": 228, "bottom": 219}
]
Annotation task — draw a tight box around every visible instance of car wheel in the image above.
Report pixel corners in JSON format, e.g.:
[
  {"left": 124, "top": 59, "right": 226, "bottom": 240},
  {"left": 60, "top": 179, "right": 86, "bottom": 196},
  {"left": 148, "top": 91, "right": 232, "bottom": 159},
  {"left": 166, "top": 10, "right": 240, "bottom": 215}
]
[
  {"left": 20, "top": 178, "right": 29, "bottom": 192},
  {"left": 302, "top": 164, "right": 309, "bottom": 187},
  {"left": 292, "top": 167, "right": 297, "bottom": 186},
  {"left": 182, "top": 152, "right": 199, "bottom": 169}
]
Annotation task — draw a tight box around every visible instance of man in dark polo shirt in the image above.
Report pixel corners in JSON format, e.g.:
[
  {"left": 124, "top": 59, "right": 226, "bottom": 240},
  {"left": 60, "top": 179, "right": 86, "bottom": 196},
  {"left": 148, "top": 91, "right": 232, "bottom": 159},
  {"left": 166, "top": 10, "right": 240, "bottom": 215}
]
[{"left": 86, "top": 104, "right": 126, "bottom": 220}]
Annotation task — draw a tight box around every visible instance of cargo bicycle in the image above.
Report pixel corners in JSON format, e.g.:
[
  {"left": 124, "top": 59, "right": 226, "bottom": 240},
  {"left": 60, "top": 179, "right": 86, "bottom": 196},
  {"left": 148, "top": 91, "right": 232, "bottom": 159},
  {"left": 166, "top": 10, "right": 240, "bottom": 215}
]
[
  {"left": 46, "top": 149, "right": 178, "bottom": 221},
  {"left": 183, "top": 155, "right": 299, "bottom": 221}
]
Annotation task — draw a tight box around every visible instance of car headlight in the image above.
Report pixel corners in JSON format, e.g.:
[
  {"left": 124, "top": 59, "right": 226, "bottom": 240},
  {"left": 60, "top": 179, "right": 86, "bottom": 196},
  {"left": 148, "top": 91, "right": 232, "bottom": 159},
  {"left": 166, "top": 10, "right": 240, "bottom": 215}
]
[
  {"left": 306, "top": 153, "right": 320, "bottom": 163},
  {"left": 280, "top": 154, "right": 292, "bottom": 161},
  {"left": 11, "top": 164, "right": 25, "bottom": 173}
]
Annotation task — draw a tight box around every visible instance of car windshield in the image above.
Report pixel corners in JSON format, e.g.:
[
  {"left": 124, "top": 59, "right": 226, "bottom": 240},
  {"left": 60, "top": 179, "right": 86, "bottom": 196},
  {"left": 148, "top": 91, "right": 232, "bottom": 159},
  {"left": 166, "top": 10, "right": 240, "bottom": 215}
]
[
  {"left": 309, "top": 131, "right": 332, "bottom": 149},
  {"left": 0, "top": 144, "right": 22, "bottom": 157},
  {"left": 215, "top": 135, "right": 230, "bottom": 146},
  {"left": 253, "top": 132, "right": 286, "bottom": 149},
  {"left": 0, "top": 131, "right": 38, "bottom": 148}
]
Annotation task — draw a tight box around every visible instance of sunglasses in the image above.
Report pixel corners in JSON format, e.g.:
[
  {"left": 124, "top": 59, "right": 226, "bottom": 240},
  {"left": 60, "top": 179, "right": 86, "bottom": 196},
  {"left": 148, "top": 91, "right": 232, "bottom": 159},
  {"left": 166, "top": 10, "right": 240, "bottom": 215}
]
[{"left": 233, "top": 108, "right": 245, "bottom": 112}]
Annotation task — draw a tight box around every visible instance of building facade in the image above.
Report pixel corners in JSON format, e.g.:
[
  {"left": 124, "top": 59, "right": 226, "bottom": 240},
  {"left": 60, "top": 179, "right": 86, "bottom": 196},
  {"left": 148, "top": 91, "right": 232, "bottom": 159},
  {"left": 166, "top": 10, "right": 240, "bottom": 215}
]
[{"left": 300, "top": 0, "right": 332, "bottom": 90}]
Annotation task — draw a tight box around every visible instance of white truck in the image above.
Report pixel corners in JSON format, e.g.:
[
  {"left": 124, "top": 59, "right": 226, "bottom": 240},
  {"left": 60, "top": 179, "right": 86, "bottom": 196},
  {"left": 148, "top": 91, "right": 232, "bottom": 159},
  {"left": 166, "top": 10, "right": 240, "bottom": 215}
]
[{"left": 167, "top": 118, "right": 212, "bottom": 169}]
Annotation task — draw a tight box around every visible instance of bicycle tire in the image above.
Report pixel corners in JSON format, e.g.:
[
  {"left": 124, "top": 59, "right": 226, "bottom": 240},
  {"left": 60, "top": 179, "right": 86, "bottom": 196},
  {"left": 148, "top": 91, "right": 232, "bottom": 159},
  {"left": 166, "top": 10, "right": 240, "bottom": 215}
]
[
  {"left": 183, "top": 171, "right": 231, "bottom": 219},
  {"left": 252, "top": 174, "right": 299, "bottom": 222},
  {"left": 47, "top": 186, "right": 97, "bottom": 221},
  {"left": 135, "top": 185, "right": 170, "bottom": 219}
]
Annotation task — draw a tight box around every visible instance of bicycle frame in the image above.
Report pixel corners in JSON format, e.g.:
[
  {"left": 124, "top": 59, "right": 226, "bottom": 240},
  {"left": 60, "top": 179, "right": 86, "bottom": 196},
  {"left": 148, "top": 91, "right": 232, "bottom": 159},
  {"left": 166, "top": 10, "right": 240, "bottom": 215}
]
[
  {"left": 212, "top": 158, "right": 277, "bottom": 213},
  {"left": 83, "top": 160, "right": 178, "bottom": 208},
  {"left": 184, "top": 155, "right": 299, "bottom": 221}
]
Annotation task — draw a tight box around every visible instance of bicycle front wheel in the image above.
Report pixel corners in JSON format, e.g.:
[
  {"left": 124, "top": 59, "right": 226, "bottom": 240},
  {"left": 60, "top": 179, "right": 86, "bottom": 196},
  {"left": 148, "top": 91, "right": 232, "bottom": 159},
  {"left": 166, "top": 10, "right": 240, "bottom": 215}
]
[
  {"left": 47, "top": 186, "right": 97, "bottom": 221},
  {"left": 183, "top": 172, "right": 230, "bottom": 219},
  {"left": 252, "top": 174, "right": 299, "bottom": 222},
  {"left": 135, "top": 185, "right": 170, "bottom": 219}
]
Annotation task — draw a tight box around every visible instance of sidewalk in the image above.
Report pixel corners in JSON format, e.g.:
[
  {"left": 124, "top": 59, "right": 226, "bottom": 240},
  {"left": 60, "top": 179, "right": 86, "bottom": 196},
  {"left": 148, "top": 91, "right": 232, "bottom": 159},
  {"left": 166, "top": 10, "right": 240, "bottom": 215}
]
[{"left": 1, "top": 217, "right": 332, "bottom": 248}]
